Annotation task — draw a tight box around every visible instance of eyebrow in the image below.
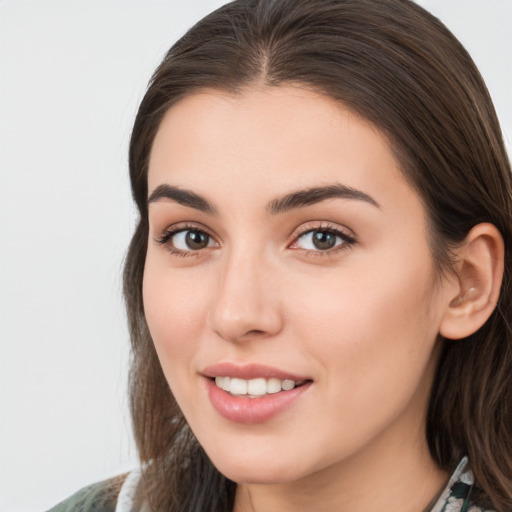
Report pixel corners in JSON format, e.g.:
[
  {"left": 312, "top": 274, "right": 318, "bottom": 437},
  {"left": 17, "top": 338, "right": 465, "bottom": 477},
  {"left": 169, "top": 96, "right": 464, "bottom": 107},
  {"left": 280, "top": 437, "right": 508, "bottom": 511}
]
[
  {"left": 147, "top": 183, "right": 380, "bottom": 215},
  {"left": 147, "top": 184, "right": 218, "bottom": 214},
  {"left": 267, "top": 184, "right": 380, "bottom": 214}
]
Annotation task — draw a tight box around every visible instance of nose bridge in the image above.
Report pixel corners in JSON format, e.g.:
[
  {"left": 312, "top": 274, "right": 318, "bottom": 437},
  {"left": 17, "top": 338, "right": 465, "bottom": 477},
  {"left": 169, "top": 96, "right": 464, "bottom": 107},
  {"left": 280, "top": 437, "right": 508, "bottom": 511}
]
[{"left": 210, "top": 242, "right": 281, "bottom": 342}]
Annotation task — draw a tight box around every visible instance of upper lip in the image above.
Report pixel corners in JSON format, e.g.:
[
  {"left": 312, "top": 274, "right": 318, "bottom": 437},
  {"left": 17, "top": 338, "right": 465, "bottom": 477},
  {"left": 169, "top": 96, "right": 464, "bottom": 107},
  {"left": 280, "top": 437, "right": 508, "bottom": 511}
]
[{"left": 202, "top": 362, "right": 311, "bottom": 382}]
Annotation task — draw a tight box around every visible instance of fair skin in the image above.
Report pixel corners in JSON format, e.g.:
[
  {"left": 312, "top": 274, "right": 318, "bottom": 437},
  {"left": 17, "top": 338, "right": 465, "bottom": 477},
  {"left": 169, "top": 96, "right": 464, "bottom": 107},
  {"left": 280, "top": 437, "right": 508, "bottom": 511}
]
[{"left": 142, "top": 86, "right": 503, "bottom": 512}]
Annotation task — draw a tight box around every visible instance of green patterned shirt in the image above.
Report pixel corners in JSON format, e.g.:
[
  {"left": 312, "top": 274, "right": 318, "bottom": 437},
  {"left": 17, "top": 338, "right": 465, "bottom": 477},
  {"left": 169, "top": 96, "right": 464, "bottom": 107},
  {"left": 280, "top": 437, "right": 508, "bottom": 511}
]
[{"left": 430, "top": 457, "right": 494, "bottom": 512}]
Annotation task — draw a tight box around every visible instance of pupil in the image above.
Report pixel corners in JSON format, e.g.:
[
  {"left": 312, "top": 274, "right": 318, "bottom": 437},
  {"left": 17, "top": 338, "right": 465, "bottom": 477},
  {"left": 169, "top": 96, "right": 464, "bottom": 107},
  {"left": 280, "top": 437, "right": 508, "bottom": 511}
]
[
  {"left": 186, "top": 230, "right": 209, "bottom": 249},
  {"left": 313, "top": 231, "right": 336, "bottom": 250}
]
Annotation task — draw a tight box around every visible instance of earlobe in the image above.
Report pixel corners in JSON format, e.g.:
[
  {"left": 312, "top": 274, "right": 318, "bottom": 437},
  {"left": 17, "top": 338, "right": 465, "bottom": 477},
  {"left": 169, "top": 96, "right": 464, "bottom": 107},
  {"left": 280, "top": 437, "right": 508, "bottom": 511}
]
[{"left": 439, "top": 223, "right": 504, "bottom": 340}]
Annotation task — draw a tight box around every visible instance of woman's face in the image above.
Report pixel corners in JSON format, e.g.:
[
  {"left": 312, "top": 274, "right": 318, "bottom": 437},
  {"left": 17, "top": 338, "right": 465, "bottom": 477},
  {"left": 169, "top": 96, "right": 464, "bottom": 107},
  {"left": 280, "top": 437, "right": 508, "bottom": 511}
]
[{"left": 143, "top": 87, "right": 452, "bottom": 484}]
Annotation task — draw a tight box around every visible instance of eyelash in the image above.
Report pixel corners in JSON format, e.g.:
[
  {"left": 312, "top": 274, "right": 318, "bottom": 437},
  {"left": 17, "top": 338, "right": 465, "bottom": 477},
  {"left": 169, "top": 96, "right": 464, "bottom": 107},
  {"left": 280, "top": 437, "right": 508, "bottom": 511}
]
[
  {"left": 155, "top": 223, "right": 215, "bottom": 258},
  {"left": 154, "top": 222, "right": 357, "bottom": 258},
  {"left": 290, "top": 223, "right": 357, "bottom": 257}
]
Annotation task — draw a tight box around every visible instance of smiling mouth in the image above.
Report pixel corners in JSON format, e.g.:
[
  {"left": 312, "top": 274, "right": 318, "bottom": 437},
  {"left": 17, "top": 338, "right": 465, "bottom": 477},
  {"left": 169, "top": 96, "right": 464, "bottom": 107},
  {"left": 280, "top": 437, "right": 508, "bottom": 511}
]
[{"left": 213, "top": 376, "right": 308, "bottom": 398}]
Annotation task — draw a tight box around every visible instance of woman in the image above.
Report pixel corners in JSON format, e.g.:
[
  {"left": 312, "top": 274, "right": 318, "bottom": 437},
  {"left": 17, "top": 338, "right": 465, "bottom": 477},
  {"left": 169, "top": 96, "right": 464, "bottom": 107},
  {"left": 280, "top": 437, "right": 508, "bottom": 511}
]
[{"left": 49, "top": 0, "right": 512, "bottom": 511}]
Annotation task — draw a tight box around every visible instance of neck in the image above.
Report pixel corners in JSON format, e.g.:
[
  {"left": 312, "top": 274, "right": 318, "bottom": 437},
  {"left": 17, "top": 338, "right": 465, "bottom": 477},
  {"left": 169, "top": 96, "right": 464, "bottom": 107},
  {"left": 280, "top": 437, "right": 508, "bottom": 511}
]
[{"left": 233, "top": 421, "right": 448, "bottom": 512}]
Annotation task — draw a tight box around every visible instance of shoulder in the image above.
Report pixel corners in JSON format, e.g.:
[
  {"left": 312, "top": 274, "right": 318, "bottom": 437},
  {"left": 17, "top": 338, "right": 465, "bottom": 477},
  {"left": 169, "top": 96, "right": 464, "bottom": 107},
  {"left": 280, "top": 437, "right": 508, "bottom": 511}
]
[{"left": 46, "top": 474, "right": 127, "bottom": 512}]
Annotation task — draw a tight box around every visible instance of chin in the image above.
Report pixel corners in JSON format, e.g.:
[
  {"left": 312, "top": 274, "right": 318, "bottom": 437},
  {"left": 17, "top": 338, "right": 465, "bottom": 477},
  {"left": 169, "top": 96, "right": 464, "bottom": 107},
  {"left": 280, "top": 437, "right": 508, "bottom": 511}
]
[
  {"left": 216, "top": 464, "right": 302, "bottom": 485},
  {"left": 205, "top": 449, "right": 314, "bottom": 485}
]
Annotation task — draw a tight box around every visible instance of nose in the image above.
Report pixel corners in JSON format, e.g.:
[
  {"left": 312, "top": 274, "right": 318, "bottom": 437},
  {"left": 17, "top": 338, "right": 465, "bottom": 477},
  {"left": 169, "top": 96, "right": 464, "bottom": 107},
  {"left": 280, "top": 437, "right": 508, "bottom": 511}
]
[{"left": 209, "top": 249, "right": 283, "bottom": 343}]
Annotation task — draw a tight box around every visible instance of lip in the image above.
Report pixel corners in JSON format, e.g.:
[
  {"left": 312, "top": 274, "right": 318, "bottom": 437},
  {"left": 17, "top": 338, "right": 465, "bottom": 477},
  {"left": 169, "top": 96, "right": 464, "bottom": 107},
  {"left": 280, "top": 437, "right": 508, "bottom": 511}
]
[
  {"left": 202, "top": 362, "right": 310, "bottom": 381},
  {"left": 202, "top": 363, "right": 313, "bottom": 425}
]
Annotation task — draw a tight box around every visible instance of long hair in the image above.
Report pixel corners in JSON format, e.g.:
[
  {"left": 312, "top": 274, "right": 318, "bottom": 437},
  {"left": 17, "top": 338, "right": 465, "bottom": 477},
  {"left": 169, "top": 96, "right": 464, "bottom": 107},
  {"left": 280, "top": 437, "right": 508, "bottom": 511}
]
[{"left": 123, "top": 1, "right": 512, "bottom": 510}]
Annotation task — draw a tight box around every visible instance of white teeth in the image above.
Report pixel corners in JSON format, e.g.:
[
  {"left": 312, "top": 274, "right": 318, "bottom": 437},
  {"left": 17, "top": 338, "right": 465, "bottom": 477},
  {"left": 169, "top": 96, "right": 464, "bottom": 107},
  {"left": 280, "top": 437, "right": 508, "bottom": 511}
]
[
  {"left": 214, "top": 376, "right": 302, "bottom": 396},
  {"left": 221, "top": 376, "right": 231, "bottom": 391},
  {"left": 266, "top": 378, "right": 282, "bottom": 394},
  {"left": 230, "top": 378, "right": 248, "bottom": 395},
  {"left": 247, "top": 378, "right": 267, "bottom": 396},
  {"left": 215, "top": 376, "right": 232, "bottom": 391},
  {"left": 281, "top": 379, "right": 295, "bottom": 391}
]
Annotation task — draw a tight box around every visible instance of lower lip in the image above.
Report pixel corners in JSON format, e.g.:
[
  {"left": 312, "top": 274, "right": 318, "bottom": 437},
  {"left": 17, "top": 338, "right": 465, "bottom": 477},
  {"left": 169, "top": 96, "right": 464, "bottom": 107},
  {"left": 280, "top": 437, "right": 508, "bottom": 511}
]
[{"left": 205, "top": 378, "right": 312, "bottom": 424}]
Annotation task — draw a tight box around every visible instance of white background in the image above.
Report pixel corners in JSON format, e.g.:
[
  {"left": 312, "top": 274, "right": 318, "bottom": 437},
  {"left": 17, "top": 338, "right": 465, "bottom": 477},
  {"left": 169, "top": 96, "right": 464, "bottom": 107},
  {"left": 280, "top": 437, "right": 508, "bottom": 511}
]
[{"left": 0, "top": 1, "right": 510, "bottom": 511}]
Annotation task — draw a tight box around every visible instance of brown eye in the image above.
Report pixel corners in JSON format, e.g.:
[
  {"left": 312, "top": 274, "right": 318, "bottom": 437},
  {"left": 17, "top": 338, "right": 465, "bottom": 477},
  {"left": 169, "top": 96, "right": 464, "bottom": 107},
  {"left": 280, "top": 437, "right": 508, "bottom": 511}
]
[
  {"left": 311, "top": 231, "right": 337, "bottom": 250},
  {"left": 292, "top": 227, "right": 356, "bottom": 253},
  {"left": 296, "top": 230, "right": 341, "bottom": 251},
  {"left": 185, "top": 230, "right": 210, "bottom": 249},
  {"left": 170, "top": 229, "right": 214, "bottom": 251}
]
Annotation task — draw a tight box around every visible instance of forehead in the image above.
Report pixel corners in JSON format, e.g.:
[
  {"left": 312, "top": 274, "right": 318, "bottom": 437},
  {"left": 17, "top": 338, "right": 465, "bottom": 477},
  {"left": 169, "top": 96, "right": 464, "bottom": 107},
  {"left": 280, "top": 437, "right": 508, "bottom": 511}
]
[{"left": 147, "top": 86, "right": 414, "bottom": 211}]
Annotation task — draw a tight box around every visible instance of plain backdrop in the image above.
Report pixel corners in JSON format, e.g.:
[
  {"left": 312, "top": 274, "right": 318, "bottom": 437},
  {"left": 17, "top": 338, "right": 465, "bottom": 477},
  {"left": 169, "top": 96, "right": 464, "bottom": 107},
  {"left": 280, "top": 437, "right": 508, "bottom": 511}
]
[{"left": 0, "top": 1, "right": 510, "bottom": 511}]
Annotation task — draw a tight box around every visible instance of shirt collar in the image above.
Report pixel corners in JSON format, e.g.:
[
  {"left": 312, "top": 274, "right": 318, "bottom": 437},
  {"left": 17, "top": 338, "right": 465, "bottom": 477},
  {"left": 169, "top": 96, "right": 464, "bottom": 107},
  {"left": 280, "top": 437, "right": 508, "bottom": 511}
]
[{"left": 429, "top": 456, "right": 488, "bottom": 512}]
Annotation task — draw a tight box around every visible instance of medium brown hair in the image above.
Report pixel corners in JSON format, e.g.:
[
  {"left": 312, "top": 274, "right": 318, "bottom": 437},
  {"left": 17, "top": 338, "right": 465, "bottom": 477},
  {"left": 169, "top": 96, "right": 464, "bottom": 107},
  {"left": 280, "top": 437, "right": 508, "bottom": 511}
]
[{"left": 123, "top": 1, "right": 512, "bottom": 510}]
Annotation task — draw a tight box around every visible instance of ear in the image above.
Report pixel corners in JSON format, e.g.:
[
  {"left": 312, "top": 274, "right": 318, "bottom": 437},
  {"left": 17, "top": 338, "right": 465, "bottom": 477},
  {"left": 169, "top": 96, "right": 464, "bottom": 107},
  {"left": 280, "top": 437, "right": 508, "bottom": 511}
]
[{"left": 439, "top": 223, "right": 504, "bottom": 340}]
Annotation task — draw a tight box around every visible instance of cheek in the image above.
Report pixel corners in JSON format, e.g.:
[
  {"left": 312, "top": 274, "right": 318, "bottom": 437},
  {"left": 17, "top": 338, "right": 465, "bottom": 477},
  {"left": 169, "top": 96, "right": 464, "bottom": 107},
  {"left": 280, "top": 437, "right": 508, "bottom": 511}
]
[
  {"left": 290, "top": 257, "right": 434, "bottom": 338},
  {"left": 287, "top": 248, "right": 439, "bottom": 396},
  {"left": 280, "top": 258, "right": 440, "bottom": 459},
  {"left": 142, "top": 262, "right": 209, "bottom": 379}
]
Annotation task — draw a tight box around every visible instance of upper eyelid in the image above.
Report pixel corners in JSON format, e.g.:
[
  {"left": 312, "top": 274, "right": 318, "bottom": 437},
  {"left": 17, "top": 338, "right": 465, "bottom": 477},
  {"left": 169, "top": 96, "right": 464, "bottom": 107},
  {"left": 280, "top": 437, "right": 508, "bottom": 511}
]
[
  {"left": 288, "top": 223, "right": 357, "bottom": 254},
  {"left": 154, "top": 223, "right": 218, "bottom": 247},
  {"left": 290, "top": 221, "right": 356, "bottom": 240},
  {"left": 156, "top": 222, "right": 215, "bottom": 237}
]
